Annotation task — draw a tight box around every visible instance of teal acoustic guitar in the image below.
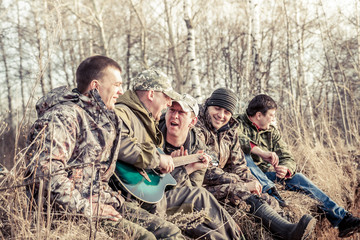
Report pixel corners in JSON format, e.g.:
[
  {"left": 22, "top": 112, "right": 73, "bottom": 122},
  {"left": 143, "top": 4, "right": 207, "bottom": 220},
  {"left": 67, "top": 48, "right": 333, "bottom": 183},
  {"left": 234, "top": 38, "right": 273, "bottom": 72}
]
[{"left": 113, "top": 154, "right": 202, "bottom": 203}]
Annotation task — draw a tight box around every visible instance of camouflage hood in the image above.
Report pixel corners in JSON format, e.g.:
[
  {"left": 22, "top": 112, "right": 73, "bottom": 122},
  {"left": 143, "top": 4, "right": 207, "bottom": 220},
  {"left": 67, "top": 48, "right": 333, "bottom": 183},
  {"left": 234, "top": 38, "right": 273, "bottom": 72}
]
[
  {"left": 35, "top": 86, "right": 109, "bottom": 119},
  {"left": 116, "top": 89, "right": 163, "bottom": 148},
  {"left": 116, "top": 90, "right": 151, "bottom": 120}
]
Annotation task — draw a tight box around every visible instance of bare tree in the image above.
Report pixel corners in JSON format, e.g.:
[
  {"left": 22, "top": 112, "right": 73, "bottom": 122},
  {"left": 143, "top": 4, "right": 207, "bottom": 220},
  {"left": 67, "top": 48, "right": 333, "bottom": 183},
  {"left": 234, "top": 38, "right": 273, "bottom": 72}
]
[
  {"left": 0, "top": 35, "right": 12, "bottom": 126},
  {"left": 164, "top": 0, "right": 184, "bottom": 92},
  {"left": 184, "top": 0, "right": 201, "bottom": 99},
  {"left": 282, "top": 0, "right": 301, "bottom": 139},
  {"left": 16, "top": 0, "right": 25, "bottom": 113}
]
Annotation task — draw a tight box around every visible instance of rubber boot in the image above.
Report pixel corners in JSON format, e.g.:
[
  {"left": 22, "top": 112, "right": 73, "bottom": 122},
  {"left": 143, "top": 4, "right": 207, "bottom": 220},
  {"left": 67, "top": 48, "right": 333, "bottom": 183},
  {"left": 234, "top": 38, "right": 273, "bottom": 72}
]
[{"left": 246, "top": 195, "right": 316, "bottom": 240}]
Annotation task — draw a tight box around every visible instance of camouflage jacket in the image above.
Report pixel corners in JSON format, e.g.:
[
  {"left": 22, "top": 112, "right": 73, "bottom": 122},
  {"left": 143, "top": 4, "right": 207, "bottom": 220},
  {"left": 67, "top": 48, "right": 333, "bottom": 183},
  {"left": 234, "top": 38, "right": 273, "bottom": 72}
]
[
  {"left": 158, "top": 115, "right": 206, "bottom": 187},
  {"left": 26, "top": 86, "right": 123, "bottom": 217},
  {"left": 196, "top": 104, "right": 256, "bottom": 186},
  {"left": 236, "top": 113, "right": 296, "bottom": 176},
  {"left": 114, "top": 90, "right": 162, "bottom": 169}
]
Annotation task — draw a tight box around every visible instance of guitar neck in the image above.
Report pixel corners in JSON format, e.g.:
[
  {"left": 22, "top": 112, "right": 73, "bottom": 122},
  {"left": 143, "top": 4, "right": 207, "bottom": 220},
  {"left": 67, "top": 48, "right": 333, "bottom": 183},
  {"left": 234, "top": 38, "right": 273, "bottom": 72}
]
[{"left": 173, "top": 153, "right": 202, "bottom": 167}]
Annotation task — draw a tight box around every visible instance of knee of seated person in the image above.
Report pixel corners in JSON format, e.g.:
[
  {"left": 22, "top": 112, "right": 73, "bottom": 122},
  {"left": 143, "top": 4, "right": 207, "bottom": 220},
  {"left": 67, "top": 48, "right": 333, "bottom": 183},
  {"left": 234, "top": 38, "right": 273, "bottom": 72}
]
[{"left": 291, "top": 172, "right": 307, "bottom": 180}]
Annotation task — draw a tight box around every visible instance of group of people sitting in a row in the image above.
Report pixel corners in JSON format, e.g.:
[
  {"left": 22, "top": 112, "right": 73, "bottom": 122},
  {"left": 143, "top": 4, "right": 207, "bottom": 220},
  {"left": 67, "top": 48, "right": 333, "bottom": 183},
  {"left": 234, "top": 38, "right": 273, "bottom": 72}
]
[{"left": 25, "top": 55, "right": 360, "bottom": 239}]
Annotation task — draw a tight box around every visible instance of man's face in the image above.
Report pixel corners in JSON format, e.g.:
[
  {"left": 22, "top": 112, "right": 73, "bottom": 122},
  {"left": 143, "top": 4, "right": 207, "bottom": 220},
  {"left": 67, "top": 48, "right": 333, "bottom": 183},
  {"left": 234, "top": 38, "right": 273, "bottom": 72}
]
[
  {"left": 258, "top": 108, "right": 276, "bottom": 130},
  {"left": 207, "top": 105, "right": 232, "bottom": 130},
  {"left": 165, "top": 102, "right": 195, "bottom": 139},
  {"left": 152, "top": 91, "right": 172, "bottom": 121},
  {"left": 98, "top": 67, "right": 123, "bottom": 110}
]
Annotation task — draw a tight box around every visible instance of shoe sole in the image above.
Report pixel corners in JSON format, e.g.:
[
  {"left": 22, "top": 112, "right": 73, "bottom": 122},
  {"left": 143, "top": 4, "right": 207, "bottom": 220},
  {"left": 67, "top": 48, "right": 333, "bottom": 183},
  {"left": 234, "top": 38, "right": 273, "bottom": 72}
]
[{"left": 338, "top": 225, "right": 360, "bottom": 238}]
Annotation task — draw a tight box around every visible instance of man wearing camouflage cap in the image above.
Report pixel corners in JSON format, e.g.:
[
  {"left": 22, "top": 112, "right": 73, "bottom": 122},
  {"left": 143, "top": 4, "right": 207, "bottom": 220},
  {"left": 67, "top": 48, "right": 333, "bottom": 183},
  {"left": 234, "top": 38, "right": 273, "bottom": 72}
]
[
  {"left": 112, "top": 70, "right": 241, "bottom": 239},
  {"left": 25, "top": 56, "right": 174, "bottom": 239},
  {"left": 114, "top": 68, "right": 180, "bottom": 172}
]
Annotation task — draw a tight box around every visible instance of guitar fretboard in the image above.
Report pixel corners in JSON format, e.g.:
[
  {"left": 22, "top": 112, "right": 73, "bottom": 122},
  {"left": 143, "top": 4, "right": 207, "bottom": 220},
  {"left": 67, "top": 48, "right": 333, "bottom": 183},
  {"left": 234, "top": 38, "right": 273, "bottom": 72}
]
[{"left": 173, "top": 153, "right": 202, "bottom": 167}]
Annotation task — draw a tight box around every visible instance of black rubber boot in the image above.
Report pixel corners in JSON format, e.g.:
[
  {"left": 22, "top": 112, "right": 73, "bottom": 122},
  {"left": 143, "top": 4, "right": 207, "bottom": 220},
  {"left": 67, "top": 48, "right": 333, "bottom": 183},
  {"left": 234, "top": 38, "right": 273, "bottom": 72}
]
[
  {"left": 338, "top": 213, "right": 360, "bottom": 238},
  {"left": 246, "top": 195, "right": 316, "bottom": 240},
  {"left": 267, "top": 186, "right": 288, "bottom": 207}
]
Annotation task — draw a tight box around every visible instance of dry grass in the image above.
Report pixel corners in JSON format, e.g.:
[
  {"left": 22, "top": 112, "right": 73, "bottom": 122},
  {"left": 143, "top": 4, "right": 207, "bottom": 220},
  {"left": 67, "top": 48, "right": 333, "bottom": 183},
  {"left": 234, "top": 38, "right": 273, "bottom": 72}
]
[{"left": 1, "top": 120, "right": 360, "bottom": 239}]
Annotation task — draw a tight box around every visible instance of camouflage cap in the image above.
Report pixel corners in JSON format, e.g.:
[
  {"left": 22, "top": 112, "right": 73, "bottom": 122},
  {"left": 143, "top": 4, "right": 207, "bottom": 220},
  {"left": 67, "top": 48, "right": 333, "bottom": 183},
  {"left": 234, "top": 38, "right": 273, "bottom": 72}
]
[
  {"left": 133, "top": 68, "right": 181, "bottom": 100},
  {"left": 174, "top": 94, "right": 199, "bottom": 116}
]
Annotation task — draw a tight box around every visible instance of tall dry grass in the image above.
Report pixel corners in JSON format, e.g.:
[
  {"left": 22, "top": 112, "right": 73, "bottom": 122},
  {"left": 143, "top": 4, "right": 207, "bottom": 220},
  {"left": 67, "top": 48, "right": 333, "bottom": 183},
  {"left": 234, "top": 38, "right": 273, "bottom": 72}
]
[{"left": 0, "top": 114, "right": 359, "bottom": 239}]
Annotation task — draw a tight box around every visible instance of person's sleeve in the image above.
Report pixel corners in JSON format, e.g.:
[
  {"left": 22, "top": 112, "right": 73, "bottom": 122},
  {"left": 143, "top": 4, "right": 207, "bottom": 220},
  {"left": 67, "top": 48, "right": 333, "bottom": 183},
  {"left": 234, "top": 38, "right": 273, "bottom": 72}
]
[
  {"left": 272, "top": 128, "right": 296, "bottom": 176},
  {"left": 188, "top": 169, "right": 206, "bottom": 187},
  {"left": 115, "top": 108, "right": 160, "bottom": 169},
  {"left": 170, "top": 166, "right": 192, "bottom": 187},
  {"left": 237, "top": 124, "right": 256, "bottom": 155},
  {"left": 187, "top": 129, "right": 207, "bottom": 186},
  {"left": 28, "top": 111, "right": 91, "bottom": 216},
  {"left": 227, "top": 132, "right": 257, "bottom": 182}
]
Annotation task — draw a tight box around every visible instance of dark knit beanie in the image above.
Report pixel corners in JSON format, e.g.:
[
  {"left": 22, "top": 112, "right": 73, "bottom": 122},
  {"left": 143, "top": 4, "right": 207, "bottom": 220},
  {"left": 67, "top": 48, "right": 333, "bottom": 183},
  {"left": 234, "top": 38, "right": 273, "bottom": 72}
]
[{"left": 207, "top": 88, "right": 237, "bottom": 114}]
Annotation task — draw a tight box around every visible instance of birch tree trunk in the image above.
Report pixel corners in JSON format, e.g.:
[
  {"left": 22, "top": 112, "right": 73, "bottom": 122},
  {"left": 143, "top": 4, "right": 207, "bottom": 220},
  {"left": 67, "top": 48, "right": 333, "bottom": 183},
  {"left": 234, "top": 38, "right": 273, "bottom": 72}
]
[
  {"left": 184, "top": 0, "right": 201, "bottom": 100},
  {"left": 33, "top": 7, "right": 46, "bottom": 96},
  {"left": 60, "top": 40, "right": 72, "bottom": 87},
  {"left": 75, "top": 0, "right": 84, "bottom": 60},
  {"left": 44, "top": 0, "right": 53, "bottom": 90},
  {"left": 244, "top": 0, "right": 253, "bottom": 98},
  {"left": 129, "top": 0, "right": 148, "bottom": 68},
  {"left": 252, "top": 0, "right": 262, "bottom": 94},
  {"left": 164, "top": 0, "right": 184, "bottom": 92},
  {"left": 91, "top": 0, "right": 108, "bottom": 56}
]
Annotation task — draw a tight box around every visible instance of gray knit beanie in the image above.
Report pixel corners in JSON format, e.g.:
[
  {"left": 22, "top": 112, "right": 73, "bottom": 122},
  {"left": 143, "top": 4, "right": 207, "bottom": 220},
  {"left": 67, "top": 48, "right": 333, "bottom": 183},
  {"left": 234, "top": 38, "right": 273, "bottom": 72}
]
[{"left": 207, "top": 88, "right": 238, "bottom": 114}]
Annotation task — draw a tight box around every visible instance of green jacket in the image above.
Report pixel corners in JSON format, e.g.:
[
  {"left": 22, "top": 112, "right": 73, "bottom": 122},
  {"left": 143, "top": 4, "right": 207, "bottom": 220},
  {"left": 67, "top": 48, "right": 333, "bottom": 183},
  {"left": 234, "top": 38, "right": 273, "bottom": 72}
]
[
  {"left": 114, "top": 90, "right": 163, "bottom": 169},
  {"left": 236, "top": 113, "right": 296, "bottom": 176}
]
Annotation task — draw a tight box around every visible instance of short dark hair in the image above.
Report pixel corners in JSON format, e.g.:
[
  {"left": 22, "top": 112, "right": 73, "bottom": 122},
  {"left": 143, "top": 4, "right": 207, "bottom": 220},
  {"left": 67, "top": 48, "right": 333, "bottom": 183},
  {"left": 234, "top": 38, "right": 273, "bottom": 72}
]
[
  {"left": 246, "top": 94, "right": 277, "bottom": 117},
  {"left": 76, "top": 55, "right": 122, "bottom": 93}
]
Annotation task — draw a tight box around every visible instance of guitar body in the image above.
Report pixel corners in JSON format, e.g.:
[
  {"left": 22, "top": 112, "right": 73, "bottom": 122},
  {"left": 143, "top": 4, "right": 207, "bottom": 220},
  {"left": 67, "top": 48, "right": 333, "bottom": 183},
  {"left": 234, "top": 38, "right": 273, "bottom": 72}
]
[{"left": 114, "top": 161, "right": 177, "bottom": 203}]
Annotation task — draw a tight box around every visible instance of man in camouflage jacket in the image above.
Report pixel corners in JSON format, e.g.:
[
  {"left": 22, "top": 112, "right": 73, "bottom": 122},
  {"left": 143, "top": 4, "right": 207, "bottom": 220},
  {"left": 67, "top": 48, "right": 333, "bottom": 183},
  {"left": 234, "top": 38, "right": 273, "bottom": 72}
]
[
  {"left": 26, "top": 56, "right": 178, "bottom": 239},
  {"left": 197, "top": 88, "right": 316, "bottom": 240},
  {"left": 158, "top": 93, "right": 242, "bottom": 239},
  {"left": 112, "top": 69, "right": 242, "bottom": 240},
  {"left": 236, "top": 94, "right": 360, "bottom": 238},
  {"left": 196, "top": 90, "right": 261, "bottom": 205},
  {"left": 158, "top": 94, "right": 207, "bottom": 188}
]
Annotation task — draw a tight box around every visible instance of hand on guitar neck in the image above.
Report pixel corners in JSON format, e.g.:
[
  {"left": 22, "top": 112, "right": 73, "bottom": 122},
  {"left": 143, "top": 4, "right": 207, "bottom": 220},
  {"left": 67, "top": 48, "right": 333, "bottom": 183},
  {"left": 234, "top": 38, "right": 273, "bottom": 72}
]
[
  {"left": 159, "top": 154, "right": 175, "bottom": 173},
  {"left": 170, "top": 147, "right": 211, "bottom": 175}
]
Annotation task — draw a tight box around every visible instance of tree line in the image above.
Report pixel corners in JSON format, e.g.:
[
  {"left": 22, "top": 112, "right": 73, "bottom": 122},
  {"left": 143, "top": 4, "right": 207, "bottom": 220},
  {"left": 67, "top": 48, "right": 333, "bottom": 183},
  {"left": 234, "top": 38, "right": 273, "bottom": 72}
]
[{"left": 0, "top": 0, "right": 359, "bottom": 167}]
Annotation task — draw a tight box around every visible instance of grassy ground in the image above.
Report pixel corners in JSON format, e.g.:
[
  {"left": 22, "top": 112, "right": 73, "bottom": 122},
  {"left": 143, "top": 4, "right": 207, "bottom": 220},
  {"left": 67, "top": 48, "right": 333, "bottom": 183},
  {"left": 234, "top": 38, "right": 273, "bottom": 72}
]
[{"left": 0, "top": 131, "right": 359, "bottom": 239}]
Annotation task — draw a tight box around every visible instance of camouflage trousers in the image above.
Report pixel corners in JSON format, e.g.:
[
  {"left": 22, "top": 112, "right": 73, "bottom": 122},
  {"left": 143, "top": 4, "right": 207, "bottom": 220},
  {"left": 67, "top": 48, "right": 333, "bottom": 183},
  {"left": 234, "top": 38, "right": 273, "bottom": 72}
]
[
  {"left": 120, "top": 201, "right": 185, "bottom": 239},
  {"left": 204, "top": 166, "right": 281, "bottom": 212},
  {"left": 143, "top": 186, "right": 242, "bottom": 240},
  {"left": 101, "top": 217, "right": 156, "bottom": 240},
  {"left": 206, "top": 183, "right": 281, "bottom": 213},
  {"left": 102, "top": 201, "right": 184, "bottom": 239}
]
